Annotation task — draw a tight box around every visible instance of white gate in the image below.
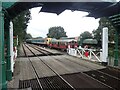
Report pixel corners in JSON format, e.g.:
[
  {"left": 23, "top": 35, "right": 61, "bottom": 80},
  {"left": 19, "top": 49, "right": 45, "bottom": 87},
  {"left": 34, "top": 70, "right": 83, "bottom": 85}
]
[
  {"left": 67, "top": 46, "right": 102, "bottom": 62},
  {"left": 77, "top": 47, "right": 102, "bottom": 62}
]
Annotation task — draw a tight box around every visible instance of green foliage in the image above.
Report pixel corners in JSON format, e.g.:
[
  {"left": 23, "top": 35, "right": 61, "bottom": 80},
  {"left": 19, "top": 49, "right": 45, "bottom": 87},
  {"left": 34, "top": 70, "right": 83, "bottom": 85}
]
[
  {"left": 92, "top": 28, "right": 102, "bottom": 42},
  {"left": 13, "top": 38, "right": 17, "bottom": 46},
  {"left": 25, "top": 33, "right": 32, "bottom": 39},
  {"left": 12, "top": 10, "right": 31, "bottom": 43},
  {"left": 80, "top": 31, "right": 93, "bottom": 39},
  {"left": 108, "top": 47, "right": 114, "bottom": 56},
  {"left": 47, "top": 26, "right": 67, "bottom": 39},
  {"left": 78, "top": 31, "right": 92, "bottom": 46},
  {"left": 92, "top": 17, "right": 120, "bottom": 57},
  {"left": 92, "top": 17, "right": 115, "bottom": 42}
]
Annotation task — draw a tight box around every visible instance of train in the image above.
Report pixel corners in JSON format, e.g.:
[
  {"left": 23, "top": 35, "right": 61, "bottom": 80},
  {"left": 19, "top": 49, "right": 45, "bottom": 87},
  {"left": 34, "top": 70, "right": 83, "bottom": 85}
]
[
  {"left": 49, "top": 39, "right": 78, "bottom": 51},
  {"left": 26, "top": 38, "right": 44, "bottom": 44},
  {"left": 26, "top": 38, "right": 47, "bottom": 47},
  {"left": 26, "top": 37, "right": 99, "bottom": 50}
]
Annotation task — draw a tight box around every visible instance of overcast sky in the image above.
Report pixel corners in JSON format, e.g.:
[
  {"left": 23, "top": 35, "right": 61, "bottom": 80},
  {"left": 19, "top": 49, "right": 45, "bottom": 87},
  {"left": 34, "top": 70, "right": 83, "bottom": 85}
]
[{"left": 27, "top": 7, "right": 100, "bottom": 38}]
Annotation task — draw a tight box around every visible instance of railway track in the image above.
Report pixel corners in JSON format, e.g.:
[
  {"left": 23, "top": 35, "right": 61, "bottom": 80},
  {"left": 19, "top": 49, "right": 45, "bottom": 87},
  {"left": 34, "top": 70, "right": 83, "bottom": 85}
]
[
  {"left": 25, "top": 44, "right": 63, "bottom": 57},
  {"left": 28, "top": 44, "right": 63, "bottom": 56},
  {"left": 21, "top": 44, "right": 75, "bottom": 90},
  {"left": 21, "top": 44, "right": 43, "bottom": 90},
  {"left": 27, "top": 44, "right": 120, "bottom": 90},
  {"left": 60, "top": 55, "right": 120, "bottom": 90},
  {"left": 23, "top": 44, "right": 116, "bottom": 90}
]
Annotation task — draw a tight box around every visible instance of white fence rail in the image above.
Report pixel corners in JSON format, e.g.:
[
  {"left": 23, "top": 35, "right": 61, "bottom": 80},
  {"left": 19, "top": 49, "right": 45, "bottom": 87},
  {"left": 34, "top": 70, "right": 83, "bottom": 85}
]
[{"left": 67, "top": 47, "right": 102, "bottom": 62}]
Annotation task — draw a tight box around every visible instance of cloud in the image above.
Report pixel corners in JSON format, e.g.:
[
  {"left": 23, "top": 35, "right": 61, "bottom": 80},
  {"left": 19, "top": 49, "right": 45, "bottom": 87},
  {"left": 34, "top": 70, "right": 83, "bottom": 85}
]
[{"left": 27, "top": 7, "right": 99, "bottom": 38}]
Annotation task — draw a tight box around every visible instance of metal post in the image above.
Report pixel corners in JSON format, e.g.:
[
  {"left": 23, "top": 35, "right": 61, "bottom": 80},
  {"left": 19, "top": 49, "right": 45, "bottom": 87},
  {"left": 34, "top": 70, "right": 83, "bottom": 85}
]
[
  {"left": 102, "top": 27, "right": 108, "bottom": 65},
  {"left": 10, "top": 21, "right": 14, "bottom": 74},
  {"left": 0, "top": 1, "right": 7, "bottom": 89},
  {"left": 114, "top": 29, "right": 119, "bottom": 66},
  {"left": 6, "top": 20, "right": 12, "bottom": 81}
]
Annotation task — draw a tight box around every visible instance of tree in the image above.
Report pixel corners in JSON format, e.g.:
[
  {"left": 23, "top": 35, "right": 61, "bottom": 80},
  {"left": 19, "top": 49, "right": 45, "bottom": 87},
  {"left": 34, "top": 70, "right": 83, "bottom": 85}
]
[
  {"left": 78, "top": 31, "right": 92, "bottom": 46},
  {"left": 80, "top": 31, "right": 93, "bottom": 39},
  {"left": 25, "top": 33, "right": 32, "bottom": 39},
  {"left": 47, "top": 26, "right": 67, "bottom": 39},
  {"left": 12, "top": 9, "right": 31, "bottom": 43},
  {"left": 92, "top": 17, "right": 116, "bottom": 42},
  {"left": 92, "top": 28, "right": 102, "bottom": 42}
]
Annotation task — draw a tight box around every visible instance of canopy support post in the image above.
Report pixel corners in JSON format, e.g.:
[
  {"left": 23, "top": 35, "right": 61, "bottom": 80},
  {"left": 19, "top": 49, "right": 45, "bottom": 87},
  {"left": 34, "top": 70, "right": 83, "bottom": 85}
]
[
  {"left": 6, "top": 19, "right": 12, "bottom": 81},
  {"left": 114, "top": 29, "right": 119, "bottom": 66},
  {"left": 0, "top": 1, "right": 7, "bottom": 89}
]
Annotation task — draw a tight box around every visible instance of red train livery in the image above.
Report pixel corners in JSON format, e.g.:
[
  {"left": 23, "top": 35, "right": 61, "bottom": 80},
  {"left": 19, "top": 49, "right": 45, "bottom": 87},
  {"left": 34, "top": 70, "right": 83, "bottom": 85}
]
[{"left": 48, "top": 39, "right": 78, "bottom": 51}]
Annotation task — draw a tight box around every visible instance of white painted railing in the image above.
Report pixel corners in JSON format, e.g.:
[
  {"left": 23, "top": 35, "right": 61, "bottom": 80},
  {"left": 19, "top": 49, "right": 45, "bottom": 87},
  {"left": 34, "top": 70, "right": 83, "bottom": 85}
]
[
  {"left": 67, "top": 46, "right": 102, "bottom": 62},
  {"left": 77, "top": 47, "right": 102, "bottom": 62}
]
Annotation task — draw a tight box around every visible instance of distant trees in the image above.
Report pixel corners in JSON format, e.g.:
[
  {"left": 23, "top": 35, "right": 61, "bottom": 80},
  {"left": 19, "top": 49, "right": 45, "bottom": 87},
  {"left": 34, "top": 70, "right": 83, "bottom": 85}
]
[
  {"left": 13, "top": 9, "right": 31, "bottom": 43},
  {"left": 47, "top": 26, "right": 67, "bottom": 39},
  {"left": 77, "top": 31, "right": 92, "bottom": 46},
  {"left": 80, "top": 31, "right": 92, "bottom": 39},
  {"left": 92, "top": 17, "right": 116, "bottom": 42},
  {"left": 25, "top": 33, "right": 32, "bottom": 39}
]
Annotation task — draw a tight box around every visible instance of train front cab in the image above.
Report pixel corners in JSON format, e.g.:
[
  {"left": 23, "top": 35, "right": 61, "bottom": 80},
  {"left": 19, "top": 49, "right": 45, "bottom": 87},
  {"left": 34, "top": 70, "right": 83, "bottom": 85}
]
[{"left": 45, "top": 38, "right": 52, "bottom": 46}]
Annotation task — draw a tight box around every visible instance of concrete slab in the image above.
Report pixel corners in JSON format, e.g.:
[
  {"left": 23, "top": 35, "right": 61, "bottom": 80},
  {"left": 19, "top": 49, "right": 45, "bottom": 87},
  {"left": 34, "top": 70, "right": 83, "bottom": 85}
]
[
  {"left": 19, "top": 58, "right": 36, "bottom": 80},
  {"left": 8, "top": 45, "right": 108, "bottom": 89},
  {"left": 18, "top": 44, "right": 25, "bottom": 57},
  {"left": 39, "top": 56, "right": 93, "bottom": 75},
  {"left": 30, "top": 57, "right": 56, "bottom": 78},
  {"left": 7, "top": 57, "right": 36, "bottom": 89},
  {"left": 25, "top": 44, "right": 42, "bottom": 55},
  {"left": 61, "top": 55, "right": 106, "bottom": 70},
  {"left": 22, "top": 44, "right": 33, "bottom": 56}
]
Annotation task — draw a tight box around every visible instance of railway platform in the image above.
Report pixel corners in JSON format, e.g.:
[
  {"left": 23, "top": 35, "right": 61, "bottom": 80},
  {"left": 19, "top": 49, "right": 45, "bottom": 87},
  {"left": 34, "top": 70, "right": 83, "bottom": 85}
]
[{"left": 7, "top": 44, "right": 120, "bottom": 90}]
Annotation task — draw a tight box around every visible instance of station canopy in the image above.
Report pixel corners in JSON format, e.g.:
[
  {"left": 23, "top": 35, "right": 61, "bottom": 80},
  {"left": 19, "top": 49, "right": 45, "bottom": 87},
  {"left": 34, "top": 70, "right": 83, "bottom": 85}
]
[{"left": 2, "top": 1, "right": 120, "bottom": 31}]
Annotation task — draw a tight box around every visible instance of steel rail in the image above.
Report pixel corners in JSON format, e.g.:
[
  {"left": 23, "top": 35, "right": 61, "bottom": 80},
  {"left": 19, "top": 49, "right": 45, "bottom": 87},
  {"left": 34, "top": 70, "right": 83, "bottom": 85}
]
[
  {"left": 22, "top": 44, "right": 43, "bottom": 90},
  {"left": 28, "top": 44, "right": 53, "bottom": 55},
  {"left": 58, "top": 55, "right": 120, "bottom": 80},
  {"left": 60, "top": 55, "right": 119, "bottom": 90},
  {"left": 29, "top": 44, "right": 119, "bottom": 80},
  {"left": 25, "top": 44, "right": 75, "bottom": 90},
  {"left": 28, "top": 44, "right": 117, "bottom": 90},
  {"left": 64, "top": 55, "right": 120, "bottom": 80},
  {"left": 55, "top": 56, "right": 116, "bottom": 90}
]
